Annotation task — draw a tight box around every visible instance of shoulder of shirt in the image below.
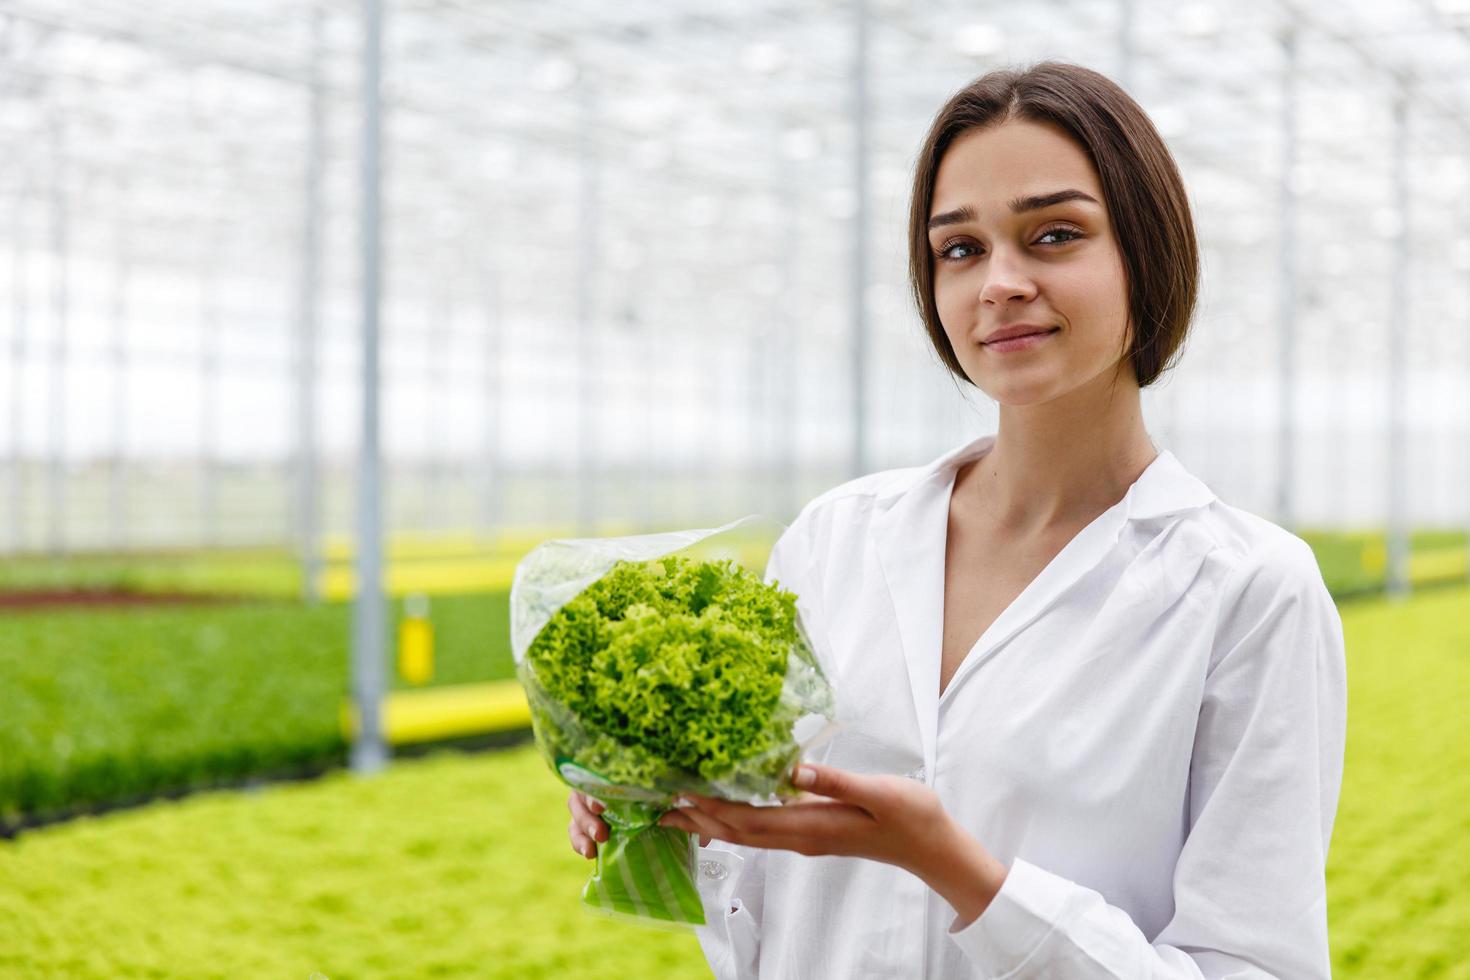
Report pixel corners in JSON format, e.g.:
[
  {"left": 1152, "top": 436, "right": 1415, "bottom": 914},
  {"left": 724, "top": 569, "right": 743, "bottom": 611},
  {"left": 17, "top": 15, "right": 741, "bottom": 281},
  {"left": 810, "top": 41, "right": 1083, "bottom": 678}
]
[
  {"left": 783, "top": 459, "right": 943, "bottom": 539},
  {"left": 1181, "top": 501, "right": 1344, "bottom": 680},
  {"left": 788, "top": 436, "right": 989, "bottom": 527},
  {"left": 801, "top": 464, "right": 929, "bottom": 513},
  {"left": 1176, "top": 497, "right": 1331, "bottom": 606}
]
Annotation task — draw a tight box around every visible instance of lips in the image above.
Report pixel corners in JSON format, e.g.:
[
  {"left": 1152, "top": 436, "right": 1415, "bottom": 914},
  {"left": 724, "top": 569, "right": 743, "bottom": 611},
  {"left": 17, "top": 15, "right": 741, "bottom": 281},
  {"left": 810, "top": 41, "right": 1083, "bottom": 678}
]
[{"left": 983, "top": 326, "right": 1058, "bottom": 345}]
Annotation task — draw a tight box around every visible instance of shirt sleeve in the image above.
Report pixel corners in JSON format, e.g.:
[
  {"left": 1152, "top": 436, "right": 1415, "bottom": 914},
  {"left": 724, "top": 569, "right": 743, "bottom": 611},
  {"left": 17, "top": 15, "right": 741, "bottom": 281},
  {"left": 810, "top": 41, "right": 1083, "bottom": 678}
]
[
  {"left": 693, "top": 840, "right": 765, "bottom": 980},
  {"left": 947, "top": 534, "right": 1348, "bottom": 979},
  {"left": 693, "top": 512, "right": 820, "bottom": 979}
]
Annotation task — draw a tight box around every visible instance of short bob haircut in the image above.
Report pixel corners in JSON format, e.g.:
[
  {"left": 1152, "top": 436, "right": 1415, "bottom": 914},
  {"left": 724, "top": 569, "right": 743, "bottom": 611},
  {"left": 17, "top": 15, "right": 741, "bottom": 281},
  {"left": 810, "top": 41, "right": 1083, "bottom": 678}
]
[{"left": 908, "top": 60, "right": 1198, "bottom": 390}]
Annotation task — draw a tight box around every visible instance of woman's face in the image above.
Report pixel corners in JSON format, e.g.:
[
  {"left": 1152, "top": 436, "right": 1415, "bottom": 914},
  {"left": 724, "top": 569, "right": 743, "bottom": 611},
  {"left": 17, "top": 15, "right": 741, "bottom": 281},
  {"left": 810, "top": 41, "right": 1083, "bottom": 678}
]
[{"left": 927, "top": 118, "right": 1135, "bottom": 405}]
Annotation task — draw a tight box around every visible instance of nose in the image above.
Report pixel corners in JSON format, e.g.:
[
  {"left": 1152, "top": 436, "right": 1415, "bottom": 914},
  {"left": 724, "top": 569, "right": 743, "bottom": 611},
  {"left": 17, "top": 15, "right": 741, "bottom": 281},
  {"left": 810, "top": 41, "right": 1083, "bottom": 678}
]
[{"left": 978, "top": 246, "right": 1038, "bottom": 307}]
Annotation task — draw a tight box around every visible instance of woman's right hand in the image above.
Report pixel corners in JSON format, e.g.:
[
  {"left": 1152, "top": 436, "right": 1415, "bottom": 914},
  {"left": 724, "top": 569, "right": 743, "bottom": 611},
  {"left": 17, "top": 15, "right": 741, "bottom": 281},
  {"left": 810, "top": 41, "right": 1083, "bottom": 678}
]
[
  {"left": 567, "top": 791, "right": 712, "bottom": 859},
  {"left": 568, "top": 791, "right": 609, "bottom": 859}
]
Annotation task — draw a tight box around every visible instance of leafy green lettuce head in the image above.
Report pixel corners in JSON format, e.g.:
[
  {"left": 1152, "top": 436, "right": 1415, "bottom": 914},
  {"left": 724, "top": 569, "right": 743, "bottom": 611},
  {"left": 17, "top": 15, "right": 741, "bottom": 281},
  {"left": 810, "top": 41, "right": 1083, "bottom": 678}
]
[{"left": 522, "top": 554, "right": 826, "bottom": 797}]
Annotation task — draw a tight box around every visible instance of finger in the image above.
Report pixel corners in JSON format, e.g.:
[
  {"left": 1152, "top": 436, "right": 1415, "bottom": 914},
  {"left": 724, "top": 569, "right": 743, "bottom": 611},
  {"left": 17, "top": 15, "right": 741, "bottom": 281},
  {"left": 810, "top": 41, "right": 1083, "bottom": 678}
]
[
  {"left": 780, "top": 791, "right": 830, "bottom": 807},
  {"left": 667, "top": 797, "right": 869, "bottom": 846},
  {"left": 570, "top": 792, "right": 600, "bottom": 821},
  {"left": 685, "top": 794, "right": 861, "bottom": 836},
  {"left": 568, "top": 794, "right": 609, "bottom": 842},
  {"left": 568, "top": 813, "right": 604, "bottom": 850},
  {"left": 667, "top": 811, "right": 829, "bottom": 852},
  {"left": 657, "top": 809, "right": 701, "bottom": 835},
  {"left": 659, "top": 804, "right": 733, "bottom": 844},
  {"left": 658, "top": 810, "right": 713, "bottom": 844},
  {"left": 568, "top": 817, "right": 595, "bottom": 859},
  {"left": 790, "top": 764, "right": 887, "bottom": 813}
]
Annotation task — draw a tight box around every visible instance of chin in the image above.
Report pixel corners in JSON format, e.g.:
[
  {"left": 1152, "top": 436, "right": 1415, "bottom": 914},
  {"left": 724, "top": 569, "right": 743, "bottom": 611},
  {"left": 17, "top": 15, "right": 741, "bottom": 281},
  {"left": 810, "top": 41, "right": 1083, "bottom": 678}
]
[{"left": 968, "top": 372, "right": 1060, "bottom": 407}]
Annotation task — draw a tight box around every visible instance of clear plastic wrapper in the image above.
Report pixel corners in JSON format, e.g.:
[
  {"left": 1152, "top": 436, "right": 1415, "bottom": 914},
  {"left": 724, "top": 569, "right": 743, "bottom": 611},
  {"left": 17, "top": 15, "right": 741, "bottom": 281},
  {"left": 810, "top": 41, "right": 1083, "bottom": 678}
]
[{"left": 510, "top": 514, "right": 840, "bottom": 930}]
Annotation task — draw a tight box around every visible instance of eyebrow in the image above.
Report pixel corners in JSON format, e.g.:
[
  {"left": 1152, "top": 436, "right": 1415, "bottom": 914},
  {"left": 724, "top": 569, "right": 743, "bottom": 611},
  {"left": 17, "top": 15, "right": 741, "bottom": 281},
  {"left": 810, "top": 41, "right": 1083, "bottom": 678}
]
[{"left": 927, "top": 189, "right": 1100, "bottom": 232}]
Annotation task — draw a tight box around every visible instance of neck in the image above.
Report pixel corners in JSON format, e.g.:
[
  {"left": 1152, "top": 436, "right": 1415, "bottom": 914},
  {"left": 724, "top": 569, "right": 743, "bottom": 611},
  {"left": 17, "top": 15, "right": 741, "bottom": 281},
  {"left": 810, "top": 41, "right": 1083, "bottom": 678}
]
[{"left": 961, "top": 368, "right": 1158, "bottom": 534}]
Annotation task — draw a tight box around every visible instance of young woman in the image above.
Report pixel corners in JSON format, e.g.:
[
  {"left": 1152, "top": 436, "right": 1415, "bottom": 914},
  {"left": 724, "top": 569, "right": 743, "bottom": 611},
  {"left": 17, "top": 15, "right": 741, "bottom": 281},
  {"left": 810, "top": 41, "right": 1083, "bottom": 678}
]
[{"left": 567, "top": 60, "right": 1346, "bottom": 979}]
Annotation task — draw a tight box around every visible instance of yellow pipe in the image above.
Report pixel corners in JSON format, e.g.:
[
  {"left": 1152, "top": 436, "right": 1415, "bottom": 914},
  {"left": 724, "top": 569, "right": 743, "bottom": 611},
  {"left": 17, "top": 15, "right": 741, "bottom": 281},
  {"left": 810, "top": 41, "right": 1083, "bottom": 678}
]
[{"left": 341, "top": 681, "right": 530, "bottom": 746}]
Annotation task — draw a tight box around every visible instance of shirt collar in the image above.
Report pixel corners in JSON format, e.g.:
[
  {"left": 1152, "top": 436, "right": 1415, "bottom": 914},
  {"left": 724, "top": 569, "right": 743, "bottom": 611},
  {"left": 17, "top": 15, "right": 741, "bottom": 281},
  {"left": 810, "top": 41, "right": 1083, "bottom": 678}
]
[{"left": 883, "top": 432, "right": 1216, "bottom": 523}]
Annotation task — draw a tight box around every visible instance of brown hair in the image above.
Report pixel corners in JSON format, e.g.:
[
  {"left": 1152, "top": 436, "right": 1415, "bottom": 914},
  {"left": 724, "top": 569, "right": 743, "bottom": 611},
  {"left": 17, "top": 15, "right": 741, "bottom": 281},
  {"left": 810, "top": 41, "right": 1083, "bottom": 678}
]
[{"left": 907, "top": 60, "right": 1198, "bottom": 390}]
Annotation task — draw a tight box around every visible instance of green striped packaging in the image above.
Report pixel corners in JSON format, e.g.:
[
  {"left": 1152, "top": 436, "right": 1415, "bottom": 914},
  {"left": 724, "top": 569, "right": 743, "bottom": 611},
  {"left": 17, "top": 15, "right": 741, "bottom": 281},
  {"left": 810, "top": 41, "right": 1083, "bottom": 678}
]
[{"left": 580, "top": 821, "right": 708, "bottom": 930}]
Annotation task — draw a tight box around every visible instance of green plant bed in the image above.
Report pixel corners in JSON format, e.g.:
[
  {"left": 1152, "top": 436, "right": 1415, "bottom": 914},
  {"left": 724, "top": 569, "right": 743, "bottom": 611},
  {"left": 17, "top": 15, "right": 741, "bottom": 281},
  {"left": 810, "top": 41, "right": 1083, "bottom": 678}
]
[
  {"left": 0, "top": 549, "right": 304, "bottom": 597},
  {"left": 0, "top": 747, "right": 711, "bottom": 979},
  {"left": 0, "top": 592, "right": 516, "bottom": 824},
  {"left": 1324, "top": 585, "right": 1470, "bottom": 978}
]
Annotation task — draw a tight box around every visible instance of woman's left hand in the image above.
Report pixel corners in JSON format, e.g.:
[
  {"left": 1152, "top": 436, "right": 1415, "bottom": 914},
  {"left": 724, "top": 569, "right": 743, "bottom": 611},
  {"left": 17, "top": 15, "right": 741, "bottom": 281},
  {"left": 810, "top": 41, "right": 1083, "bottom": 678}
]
[{"left": 661, "top": 764, "right": 993, "bottom": 893}]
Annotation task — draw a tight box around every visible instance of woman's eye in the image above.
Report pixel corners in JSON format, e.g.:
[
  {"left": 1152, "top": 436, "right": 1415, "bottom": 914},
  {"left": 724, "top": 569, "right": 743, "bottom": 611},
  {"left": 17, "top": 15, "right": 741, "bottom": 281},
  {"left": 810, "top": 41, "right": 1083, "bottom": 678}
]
[
  {"left": 1037, "top": 225, "right": 1082, "bottom": 245},
  {"left": 936, "top": 241, "right": 976, "bottom": 261}
]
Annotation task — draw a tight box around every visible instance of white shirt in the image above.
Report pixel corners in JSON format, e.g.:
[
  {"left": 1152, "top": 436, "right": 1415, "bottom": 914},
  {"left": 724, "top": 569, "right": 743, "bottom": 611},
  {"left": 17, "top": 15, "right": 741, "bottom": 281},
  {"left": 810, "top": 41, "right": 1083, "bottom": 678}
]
[{"left": 693, "top": 432, "right": 1347, "bottom": 979}]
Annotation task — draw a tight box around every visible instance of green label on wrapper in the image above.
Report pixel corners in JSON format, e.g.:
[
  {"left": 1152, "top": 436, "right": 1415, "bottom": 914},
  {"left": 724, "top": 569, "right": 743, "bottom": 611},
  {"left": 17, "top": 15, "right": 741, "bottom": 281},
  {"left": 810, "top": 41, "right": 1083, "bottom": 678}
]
[{"left": 555, "top": 757, "right": 666, "bottom": 802}]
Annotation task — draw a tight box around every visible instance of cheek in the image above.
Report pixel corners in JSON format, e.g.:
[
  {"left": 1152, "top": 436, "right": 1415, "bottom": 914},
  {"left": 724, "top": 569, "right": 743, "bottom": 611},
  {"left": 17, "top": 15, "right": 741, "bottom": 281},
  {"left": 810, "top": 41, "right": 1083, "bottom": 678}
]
[
  {"left": 933, "top": 277, "right": 970, "bottom": 345},
  {"left": 1066, "top": 262, "right": 1130, "bottom": 334}
]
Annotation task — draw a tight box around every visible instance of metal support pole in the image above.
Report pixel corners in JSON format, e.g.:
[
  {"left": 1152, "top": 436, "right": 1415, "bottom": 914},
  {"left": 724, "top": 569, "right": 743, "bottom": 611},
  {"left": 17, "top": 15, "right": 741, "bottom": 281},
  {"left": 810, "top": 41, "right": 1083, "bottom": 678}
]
[
  {"left": 46, "top": 103, "right": 67, "bottom": 558},
  {"left": 1, "top": 13, "right": 15, "bottom": 554},
  {"left": 8, "top": 186, "right": 28, "bottom": 554},
  {"left": 700, "top": 320, "right": 719, "bottom": 525},
  {"left": 634, "top": 282, "right": 654, "bottom": 531},
  {"left": 200, "top": 240, "right": 220, "bottom": 549},
  {"left": 1386, "top": 80, "right": 1410, "bottom": 598},
  {"left": 1275, "top": 24, "right": 1299, "bottom": 532},
  {"left": 109, "top": 181, "right": 131, "bottom": 551},
  {"left": 351, "top": 0, "right": 388, "bottom": 774},
  {"left": 575, "top": 75, "right": 600, "bottom": 535},
  {"left": 480, "top": 261, "right": 502, "bottom": 537},
  {"left": 427, "top": 282, "right": 449, "bottom": 530},
  {"left": 745, "top": 311, "right": 767, "bottom": 516},
  {"left": 776, "top": 157, "right": 800, "bottom": 521},
  {"left": 850, "top": 0, "right": 871, "bottom": 479},
  {"left": 297, "top": 4, "right": 326, "bottom": 605}
]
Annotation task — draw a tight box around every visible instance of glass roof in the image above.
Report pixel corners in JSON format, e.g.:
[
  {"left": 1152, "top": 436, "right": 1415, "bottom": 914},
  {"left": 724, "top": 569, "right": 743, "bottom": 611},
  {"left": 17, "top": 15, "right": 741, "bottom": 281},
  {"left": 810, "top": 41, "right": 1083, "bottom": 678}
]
[{"left": 2, "top": 0, "right": 1468, "bottom": 547}]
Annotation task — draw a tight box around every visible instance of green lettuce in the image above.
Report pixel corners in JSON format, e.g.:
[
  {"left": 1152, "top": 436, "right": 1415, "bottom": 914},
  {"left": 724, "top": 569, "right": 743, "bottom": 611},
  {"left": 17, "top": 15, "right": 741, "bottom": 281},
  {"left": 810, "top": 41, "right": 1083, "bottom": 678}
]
[{"left": 523, "top": 554, "right": 818, "bottom": 793}]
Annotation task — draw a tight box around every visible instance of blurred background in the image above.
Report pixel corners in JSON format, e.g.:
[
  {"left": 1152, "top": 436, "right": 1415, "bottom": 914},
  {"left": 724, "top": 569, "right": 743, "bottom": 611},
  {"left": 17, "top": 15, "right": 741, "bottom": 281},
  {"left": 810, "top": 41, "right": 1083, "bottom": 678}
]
[{"left": 1, "top": 0, "right": 1468, "bottom": 977}]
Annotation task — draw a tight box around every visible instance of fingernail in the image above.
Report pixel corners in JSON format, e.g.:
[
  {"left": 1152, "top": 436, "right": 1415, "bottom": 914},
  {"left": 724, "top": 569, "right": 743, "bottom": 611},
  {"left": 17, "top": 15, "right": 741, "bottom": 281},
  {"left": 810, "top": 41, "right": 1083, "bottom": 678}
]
[
  {"left": 586, "top": 824, "right": 600, "bottom": 839},
  {"left": 794, "top": 765, "right": 815, "bottom": 788},
  {"left": 673, "top": 796, "right": 696, "bottom": 809}
]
